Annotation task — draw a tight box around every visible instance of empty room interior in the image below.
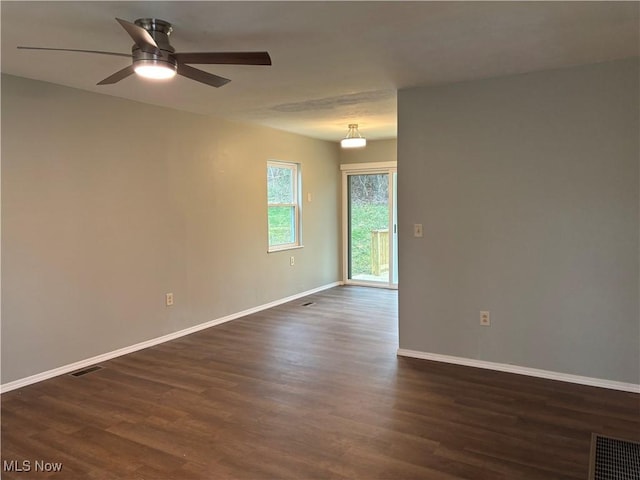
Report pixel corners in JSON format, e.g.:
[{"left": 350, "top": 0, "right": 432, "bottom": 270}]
[{"left": 1, "top": 1, "right": 639, "bottom": 479}]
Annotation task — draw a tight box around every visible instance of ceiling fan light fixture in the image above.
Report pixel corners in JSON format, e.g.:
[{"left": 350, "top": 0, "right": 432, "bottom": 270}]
[
  {"left": 17, "top": 17, "right": 271, "bottom": 88},
  {"left": 341, "top": 124, "right": 366, "bottom": 148},
  {"left": 133, "top": 59, "right": 177, "bottom": 80}
]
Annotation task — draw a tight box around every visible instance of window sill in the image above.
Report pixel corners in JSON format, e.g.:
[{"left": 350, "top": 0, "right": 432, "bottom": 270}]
[{"left": 268, "top": 245, "right": 304, "bottom": 253}]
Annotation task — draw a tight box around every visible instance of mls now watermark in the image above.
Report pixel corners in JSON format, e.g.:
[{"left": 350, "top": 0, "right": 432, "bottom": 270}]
[{"left": 3, "top": 459, "right": 63, "bottom": 473}]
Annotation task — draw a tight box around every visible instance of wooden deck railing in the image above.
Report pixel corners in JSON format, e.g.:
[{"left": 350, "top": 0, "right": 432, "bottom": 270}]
[{"left": 371, "top": 229, "right": 389, "bottom": 276}]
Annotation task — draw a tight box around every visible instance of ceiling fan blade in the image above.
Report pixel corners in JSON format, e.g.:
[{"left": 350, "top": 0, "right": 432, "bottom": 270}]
[
  {"left": 177, "top": 64, "right": 230, "bottom": 88},
  {"left": 174, "top": 51, "right": 271, "bottom": 65},
  {"left": 115, "top": 18, "right": 161, "bottom": 55},
  {"left": 17, "top": 46, "right": 131, "bottom": 58},
  {"left": 97, "top": 65, "right": 135, "bottom": 85}
]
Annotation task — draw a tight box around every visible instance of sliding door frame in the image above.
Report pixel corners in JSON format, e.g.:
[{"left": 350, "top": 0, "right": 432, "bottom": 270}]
[{"left": 341, "top": 161, "right": 398, "bottom": 289}]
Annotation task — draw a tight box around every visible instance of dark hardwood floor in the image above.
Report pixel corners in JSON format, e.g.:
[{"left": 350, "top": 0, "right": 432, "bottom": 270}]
[{"left": 2, "top": 286, "right": 638, "bottom": 479}]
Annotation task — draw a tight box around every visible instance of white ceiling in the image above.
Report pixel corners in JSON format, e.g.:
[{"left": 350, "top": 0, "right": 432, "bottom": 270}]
[{"left": 1, "top": 1, "right": 638, "bottom": 142}]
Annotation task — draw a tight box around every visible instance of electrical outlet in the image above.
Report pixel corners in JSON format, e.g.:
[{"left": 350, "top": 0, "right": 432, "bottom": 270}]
[
  {"left": 166, "top": 293, "right": 174, "bottom": 306},
  {"left": 290, "top": 256, "right": 295, "bottom": 266},
  {"left": 480, "top": 311, "right": 490, "bottom": 326}
]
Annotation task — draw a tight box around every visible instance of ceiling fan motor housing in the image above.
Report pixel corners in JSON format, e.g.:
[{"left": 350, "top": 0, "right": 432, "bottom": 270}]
[{"left": 132, "top": 18, "right": 177, "bottom": 73}]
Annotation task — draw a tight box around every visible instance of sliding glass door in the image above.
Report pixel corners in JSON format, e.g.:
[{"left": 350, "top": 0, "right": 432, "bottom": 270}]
[{"left": 342, "top": 164, "right": 397, "bottom": 288}]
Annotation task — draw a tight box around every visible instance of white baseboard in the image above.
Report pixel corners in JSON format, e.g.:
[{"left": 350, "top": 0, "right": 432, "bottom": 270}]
[
  {"left": 397, "top": 348, "right": 640, "bottom": 394},
  {"left": 1, "top": 282, "right": 343, "bottom": 393}
]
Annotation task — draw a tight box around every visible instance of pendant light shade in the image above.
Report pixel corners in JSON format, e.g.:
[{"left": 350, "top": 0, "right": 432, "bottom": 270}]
[{"left": 341, "top": 124, "right": 366, "bottom": 148}]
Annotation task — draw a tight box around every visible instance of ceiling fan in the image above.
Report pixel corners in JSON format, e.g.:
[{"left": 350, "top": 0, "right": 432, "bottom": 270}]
[{"left": 17, "top": 17, "right": 272, "bottom": 87}]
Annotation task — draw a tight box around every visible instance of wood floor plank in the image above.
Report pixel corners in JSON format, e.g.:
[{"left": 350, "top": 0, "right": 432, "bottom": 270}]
[{"left": 2, "top": 286, "right": 638, "bottom": 479}]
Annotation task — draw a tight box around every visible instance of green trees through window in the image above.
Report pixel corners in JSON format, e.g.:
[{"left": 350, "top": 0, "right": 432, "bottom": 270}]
[
  {"left": 267, "top": 161, "right": 301, "bottom": 250},
  {"left": 348, "top": 174, "right": 389, "bottom": 278}
]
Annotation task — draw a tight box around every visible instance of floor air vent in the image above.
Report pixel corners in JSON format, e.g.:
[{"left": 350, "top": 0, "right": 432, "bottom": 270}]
[
  {"left": 590, "top": 434, "right": 640, "bottom": 480},
  {"left": 70, "top": 365, "right": 104, "bottom": 377}
]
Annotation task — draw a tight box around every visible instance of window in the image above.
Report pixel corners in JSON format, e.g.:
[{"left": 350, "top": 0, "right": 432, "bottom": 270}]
[{"left": 267, "top": 161, "right": 301, "bottom": 251}]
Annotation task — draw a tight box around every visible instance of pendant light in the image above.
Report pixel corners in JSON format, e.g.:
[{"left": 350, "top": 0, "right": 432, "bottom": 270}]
[{"left": 340, "top": 124, "right": 366, "bottom": 148}]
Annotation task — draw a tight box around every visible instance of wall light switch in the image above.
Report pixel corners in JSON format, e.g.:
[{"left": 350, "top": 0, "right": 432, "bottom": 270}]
[{"left": 414, "top": 224, "right": 423, "bottom": 237}]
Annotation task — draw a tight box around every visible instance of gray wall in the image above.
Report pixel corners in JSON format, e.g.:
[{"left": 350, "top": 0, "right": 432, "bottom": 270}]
[
  {"left": 2, "top": 75, "right": 341, "bottom": 384},
  {"left": 398, "top": 58, "right": 639, "bottom": 384}
]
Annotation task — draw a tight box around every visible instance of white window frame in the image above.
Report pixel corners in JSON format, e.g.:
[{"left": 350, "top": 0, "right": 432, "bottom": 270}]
[{"left": 267, "top": 160, "right": 302, "bottom": 252}]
